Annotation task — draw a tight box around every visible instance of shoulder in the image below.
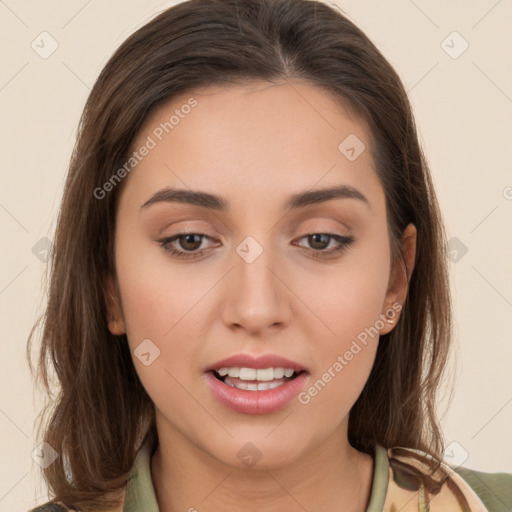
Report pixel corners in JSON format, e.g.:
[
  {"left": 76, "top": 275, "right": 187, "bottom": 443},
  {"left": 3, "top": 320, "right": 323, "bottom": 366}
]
[
  {"left": 384, "top": 446, "right": 512, "bottom": 512},
  {"left": 454, "top": 466, "right": 512, "bottom": 512},
  {"left": 28, "top": 500, "right": 81, "bottom": 512}
]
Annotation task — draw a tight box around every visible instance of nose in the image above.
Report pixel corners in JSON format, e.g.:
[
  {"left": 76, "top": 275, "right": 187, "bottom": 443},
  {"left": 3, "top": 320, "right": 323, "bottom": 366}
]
[{"left": 220, "top": 237, "right": 292, "bottom": 336}]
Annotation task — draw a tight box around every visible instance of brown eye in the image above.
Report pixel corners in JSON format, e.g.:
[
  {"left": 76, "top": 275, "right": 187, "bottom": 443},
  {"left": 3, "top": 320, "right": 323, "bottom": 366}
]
[
  {"left": 307, "top": 234, "right": 331, "bottom": 250},
  {"left": 177, "top": 233, "right": 203, "bottom": 251},
  {"left": 295, "top": 233, "right": 355, "bottom": 258},
  {"left": 158, "top": 233, "right": 215, "bottom": 259}
]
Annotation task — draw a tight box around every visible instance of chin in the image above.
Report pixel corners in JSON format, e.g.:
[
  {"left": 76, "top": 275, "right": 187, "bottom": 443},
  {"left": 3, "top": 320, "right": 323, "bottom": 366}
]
[{"left": 201, "top": 431, "right": 311, "bottom": 471}]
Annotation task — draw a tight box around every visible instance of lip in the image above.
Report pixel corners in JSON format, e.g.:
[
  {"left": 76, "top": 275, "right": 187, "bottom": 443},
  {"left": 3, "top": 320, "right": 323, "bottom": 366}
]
[
  {"left": 205, "top": 370, "right": 309, "bottom": 415},
  {"left": 205, "top": 353, "right": 307, "bottom": 373}
]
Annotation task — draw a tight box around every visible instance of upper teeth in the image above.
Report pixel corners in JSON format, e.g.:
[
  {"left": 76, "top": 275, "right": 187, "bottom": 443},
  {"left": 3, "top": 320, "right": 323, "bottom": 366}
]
[{"left": 216, "top": 367, "right": 296, "bottom": 381}]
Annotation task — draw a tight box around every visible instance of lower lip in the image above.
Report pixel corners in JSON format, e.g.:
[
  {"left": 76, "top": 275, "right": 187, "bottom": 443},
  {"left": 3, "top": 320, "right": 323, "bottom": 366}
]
[{"left": 205, "top": 371, "right": 309, "bottom": 415}]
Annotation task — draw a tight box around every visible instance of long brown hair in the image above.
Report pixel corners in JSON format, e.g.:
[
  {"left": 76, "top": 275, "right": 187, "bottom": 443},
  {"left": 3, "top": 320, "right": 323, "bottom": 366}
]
[{"left": 27, "top": 0, "right": 453, "bottom": 508}]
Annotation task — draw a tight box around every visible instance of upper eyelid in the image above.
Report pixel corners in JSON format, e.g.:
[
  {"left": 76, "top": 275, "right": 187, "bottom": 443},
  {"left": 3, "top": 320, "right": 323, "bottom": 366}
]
[
  {"left": 149, "top": 208, "right": 355, "bottom": 235},
  {"left": 159, "top": 218, "right": 353, "bottom": 237}
]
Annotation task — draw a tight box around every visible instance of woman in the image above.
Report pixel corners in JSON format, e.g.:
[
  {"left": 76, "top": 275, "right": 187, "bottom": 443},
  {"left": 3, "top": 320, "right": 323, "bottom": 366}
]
[{"left": 27, "top": 0, "right": 512, "bottom": 510}]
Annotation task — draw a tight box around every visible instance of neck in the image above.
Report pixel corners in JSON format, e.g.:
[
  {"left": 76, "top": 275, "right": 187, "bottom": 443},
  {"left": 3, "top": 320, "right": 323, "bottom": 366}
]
[{"left": 150, "top": 415, "right": 374, "bottom": 512}]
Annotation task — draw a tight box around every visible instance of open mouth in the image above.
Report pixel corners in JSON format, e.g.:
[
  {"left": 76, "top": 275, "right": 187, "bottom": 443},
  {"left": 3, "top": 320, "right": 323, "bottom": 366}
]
[
  {"left": 205, "top": 366, "right": 310, "bottom": 414},
  {"left": 211, "top": 369, "right": 306, "bottom": 391}
]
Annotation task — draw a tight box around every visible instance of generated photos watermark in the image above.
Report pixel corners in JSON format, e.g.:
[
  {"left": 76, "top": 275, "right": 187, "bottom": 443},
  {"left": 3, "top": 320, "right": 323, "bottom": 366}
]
[
  {"left": 93, "top": 97, "right": 198, "bottom": 200},
  {"left": 298, "top": 301, "right": 402, "bottom": 405}
]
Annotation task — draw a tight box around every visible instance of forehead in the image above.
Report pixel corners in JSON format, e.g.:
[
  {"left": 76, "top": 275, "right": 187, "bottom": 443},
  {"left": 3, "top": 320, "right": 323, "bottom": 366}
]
[{"left": 120, "top": 80, "right": 383, "bottom": 214}]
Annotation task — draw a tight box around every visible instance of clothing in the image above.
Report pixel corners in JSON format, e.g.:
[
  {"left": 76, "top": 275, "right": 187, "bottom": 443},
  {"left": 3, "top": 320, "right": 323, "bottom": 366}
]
[{"left": 30, "top": 437, "right": 512, "bottom": 512}]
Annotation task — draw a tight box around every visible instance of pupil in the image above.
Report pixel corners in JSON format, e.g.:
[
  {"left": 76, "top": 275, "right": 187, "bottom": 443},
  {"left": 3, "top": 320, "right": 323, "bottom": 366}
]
[
  {"left": 310, "top": 234, "right": 328, "bottom": 250},
  {"left": 181, "top": 234, "right": 201, "bottom": 250}
]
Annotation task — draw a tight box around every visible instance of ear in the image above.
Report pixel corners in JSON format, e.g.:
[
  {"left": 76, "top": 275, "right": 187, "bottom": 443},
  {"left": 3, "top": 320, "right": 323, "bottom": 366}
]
[
  {"left": 379, "top": 223, "right": 417, "bottom": 335},
  {"left": 105, "top": 273, "right": 126, "bottom": 336}
]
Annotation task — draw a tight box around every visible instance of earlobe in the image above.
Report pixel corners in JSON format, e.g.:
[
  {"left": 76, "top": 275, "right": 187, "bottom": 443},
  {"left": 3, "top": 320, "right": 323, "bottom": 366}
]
[
  {"left": 105, "top": 273, "right": 126, "bottom": 336},
  {"left": 108, "top": 317, "right": 125, "bottom": 336}
]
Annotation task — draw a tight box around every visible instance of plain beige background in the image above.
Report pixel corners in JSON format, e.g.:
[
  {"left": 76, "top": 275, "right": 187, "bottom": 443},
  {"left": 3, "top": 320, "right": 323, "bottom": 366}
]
[{"left": 1, "top": 0, "right": 511, "bottom": 509}]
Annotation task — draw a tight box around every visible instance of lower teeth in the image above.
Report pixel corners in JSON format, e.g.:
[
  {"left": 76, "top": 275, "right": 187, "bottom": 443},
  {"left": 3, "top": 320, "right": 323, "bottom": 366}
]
[{"left": 222, "top": 376, "right": 289, "bottom": 391}]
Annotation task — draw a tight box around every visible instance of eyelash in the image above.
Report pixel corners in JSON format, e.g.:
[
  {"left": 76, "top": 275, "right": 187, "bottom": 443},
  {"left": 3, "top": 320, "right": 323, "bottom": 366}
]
[{"left": 158, "top": 232, "right": 355, "bottom": 260}]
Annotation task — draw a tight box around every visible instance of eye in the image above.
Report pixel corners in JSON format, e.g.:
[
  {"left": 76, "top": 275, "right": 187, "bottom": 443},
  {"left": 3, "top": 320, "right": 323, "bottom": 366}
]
[
  {"left": 158, "top": 233, "right": 217, "bottom": 259},
  {"left": 294, "top": 233, "right": 355, "bottom": 258}
]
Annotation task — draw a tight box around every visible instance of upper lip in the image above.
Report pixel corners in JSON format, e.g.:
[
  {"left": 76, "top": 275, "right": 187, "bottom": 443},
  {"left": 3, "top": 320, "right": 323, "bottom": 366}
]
[{"left": 205, "top": 353, "right": 308, "bottom": 373}]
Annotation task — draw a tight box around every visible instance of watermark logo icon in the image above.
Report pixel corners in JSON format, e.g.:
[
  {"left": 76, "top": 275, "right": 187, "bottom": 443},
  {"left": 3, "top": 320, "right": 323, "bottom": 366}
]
[
  {"left": 441, "top": 31, "right": 469, "bottom": 59},
  {"left": 31, "top": 32, "right": 59, "bottom": 59},
  {"left": 32, "top": 442, "right": 59, "bottom": 468},
  {"left": 443, "top": 441, "right": 469, "bottom": 469},
  {"left": 236, "top": 442, "right": 262, "bottom": 468},
  {"left": 236, "top": 236, "right": 263, "bottom": 264},
  {"left": 134, "top": 338, "right": 161, "bottom": 366},
  {"left": 338, "top": 134, "right": 366, "bottom": 161},
  {"left": 447, "top": 237, "right": 468, "bottom": 263},
  {"left": 32, "top": 237, "right": 53, "bottom": 263}
]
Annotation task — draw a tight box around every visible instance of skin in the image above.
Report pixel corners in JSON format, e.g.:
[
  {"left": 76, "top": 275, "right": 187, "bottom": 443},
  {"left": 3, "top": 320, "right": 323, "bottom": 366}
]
[{"left": 106, "top": 80, "right": 416, "bottom": 512}]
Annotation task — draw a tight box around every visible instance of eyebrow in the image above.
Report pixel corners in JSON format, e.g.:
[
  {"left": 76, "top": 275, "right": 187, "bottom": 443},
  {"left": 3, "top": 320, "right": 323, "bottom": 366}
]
[{"left": 139, "top": 184, "right": 370, "bottom": 212}]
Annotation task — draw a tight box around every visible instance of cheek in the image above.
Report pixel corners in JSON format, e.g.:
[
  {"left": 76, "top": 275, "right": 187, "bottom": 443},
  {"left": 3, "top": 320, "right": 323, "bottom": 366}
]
[
  {"left": 293, "top": 234, "right": 390, "bottom": 413},
  {"left": 298, "top": 343, "right": 377, "bottom": 429},
  {"left": 297, "top": 285, "right": 384, "bottom": 423},
  {"left": 113, "top": 222, "right": 223, "bottom": 386},
  {"left": 298, "top": 235, "right": 391, "bottom": 344},
  {"left": 113, "top": 232, "right": 208, "bottom": 417},
  {"left": 114, "top": 226, "right": 209, "bottom": 341}
]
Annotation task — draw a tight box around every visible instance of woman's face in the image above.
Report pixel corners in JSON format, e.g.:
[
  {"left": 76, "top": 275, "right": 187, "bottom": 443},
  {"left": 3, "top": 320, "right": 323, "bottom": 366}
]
[{"left": 107, "top": 80, "right": 415, "bottom": 469}]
